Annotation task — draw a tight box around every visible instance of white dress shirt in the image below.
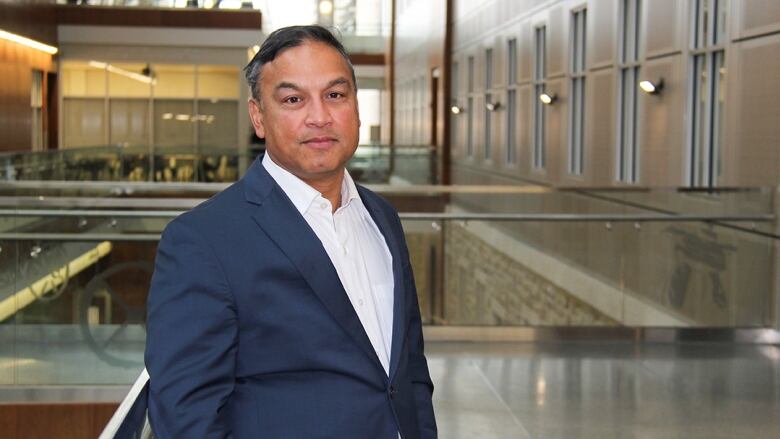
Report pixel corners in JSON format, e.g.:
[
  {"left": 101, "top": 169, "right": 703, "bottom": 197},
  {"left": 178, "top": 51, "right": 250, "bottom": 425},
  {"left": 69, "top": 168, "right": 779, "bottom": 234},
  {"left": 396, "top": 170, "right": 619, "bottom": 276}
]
[{"left": 262, "top": 153, "right": 395, "bottom": 375}]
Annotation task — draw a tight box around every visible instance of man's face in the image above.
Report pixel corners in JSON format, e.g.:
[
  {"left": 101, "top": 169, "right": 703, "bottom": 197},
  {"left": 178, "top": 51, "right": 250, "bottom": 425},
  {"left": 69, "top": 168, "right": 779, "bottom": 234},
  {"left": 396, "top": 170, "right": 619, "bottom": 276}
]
[{"left": 248, "top": 41, "right": 360, "bottom": 185}]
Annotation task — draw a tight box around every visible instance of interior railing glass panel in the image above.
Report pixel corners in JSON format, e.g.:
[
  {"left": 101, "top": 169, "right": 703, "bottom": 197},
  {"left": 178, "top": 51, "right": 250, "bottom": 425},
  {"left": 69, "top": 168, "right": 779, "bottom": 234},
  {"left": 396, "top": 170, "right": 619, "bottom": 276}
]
[{"left": 0, "top": 184, "right": 776, "bottom": 387}]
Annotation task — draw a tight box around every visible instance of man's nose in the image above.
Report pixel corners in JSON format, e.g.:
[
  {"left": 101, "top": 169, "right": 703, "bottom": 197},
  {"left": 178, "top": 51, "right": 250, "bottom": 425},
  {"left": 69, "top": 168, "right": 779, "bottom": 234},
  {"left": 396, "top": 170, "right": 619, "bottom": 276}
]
[{"left": 305, "top": 98, "right": 333, "bottom": 127}]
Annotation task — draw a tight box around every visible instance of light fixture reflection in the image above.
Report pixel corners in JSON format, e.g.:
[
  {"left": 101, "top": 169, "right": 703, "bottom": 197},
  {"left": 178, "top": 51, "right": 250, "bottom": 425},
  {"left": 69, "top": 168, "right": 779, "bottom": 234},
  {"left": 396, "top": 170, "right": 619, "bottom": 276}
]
[
  {"left": 485, "top": 102, "right": 501, "bottom": 111},
  {"left": 450, "top": 105, "right": 463, "bottom": 115},
  {"left": 539, "top": 93, "right": 556, "bottom": 105},
  {"left": 639, "top": 79, "right": 664, "bottom": 95},
  {"left": 89, "top": 61, "right": 157, "bottom": 85},
  {"left": 536, "top": 377, "right": 547, "bottom": 407},
  {"left": 0, "top": 28, "right": 58, "bottom": 54}
]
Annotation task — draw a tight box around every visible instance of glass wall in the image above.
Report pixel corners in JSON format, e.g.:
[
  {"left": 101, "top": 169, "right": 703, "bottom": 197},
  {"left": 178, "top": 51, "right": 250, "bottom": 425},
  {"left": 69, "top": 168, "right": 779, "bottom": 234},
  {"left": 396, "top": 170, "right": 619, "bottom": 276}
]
[{"left": 62, "top": 61, "right": 240, "bottom": 152}]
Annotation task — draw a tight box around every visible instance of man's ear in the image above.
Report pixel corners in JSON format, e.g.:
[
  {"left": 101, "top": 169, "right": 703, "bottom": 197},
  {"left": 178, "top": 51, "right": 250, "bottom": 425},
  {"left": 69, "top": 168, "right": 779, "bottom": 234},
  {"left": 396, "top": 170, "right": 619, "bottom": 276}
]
[
  {"left": 248, "top": 98, "right": 266, "bottom": 139},
  {"left": 355, "top": 93, "right": 361, "bottom": 128}
]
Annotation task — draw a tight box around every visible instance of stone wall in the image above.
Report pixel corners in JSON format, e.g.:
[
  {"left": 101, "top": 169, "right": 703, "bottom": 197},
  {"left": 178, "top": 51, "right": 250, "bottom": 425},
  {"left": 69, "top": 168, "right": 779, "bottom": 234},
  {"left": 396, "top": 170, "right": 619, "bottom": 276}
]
[{"left": 441, "top": 223, "right": 616, "bottom": 326}]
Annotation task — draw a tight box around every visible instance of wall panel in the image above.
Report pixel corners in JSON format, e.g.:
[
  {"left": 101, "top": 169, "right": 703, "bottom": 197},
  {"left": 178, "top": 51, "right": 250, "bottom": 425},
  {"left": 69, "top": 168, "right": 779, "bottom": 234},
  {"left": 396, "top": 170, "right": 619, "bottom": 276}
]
[
  {"left": 637, "top": 55, "right": 685, "bottom": 186},
  {"left": 643, "top": 0, "right": 685, "bottom": 58},
  {"left": 733, "top": 0, "right": 780, "bottom": 40},
  {"left": 544, "top": 77, "right": 565, "bottom": 184},
  {"left": 585, "top": 69, "right": 615, "bottom": 185},
  {"left": 589, "top": 0, "right": 617, "bottom": 69},
  {"left": 723, "top": 33, "right": 780, "bottom": 186},
  {"left": 546, "top": 4, "right": 567, "bottom": 78}
]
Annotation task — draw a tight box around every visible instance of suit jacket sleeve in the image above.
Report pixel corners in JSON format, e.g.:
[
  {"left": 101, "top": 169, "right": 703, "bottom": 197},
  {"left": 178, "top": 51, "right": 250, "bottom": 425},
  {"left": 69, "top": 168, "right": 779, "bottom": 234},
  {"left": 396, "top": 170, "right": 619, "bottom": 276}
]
[
  {"left": 145, "top": 217, "right": 237, "bottom": 438},
  {"left": 397, "top": 216, "right": 438, "bottom": 438}
]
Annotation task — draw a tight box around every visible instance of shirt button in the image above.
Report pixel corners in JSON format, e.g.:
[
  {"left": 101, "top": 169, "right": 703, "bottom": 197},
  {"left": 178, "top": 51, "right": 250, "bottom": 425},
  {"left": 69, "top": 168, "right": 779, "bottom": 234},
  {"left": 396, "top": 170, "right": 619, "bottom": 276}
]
[
  {"left": 320, "top": 202, "right": 328, "bottom": 210},
  {"left": 342, "top": 245, "right": 348, "bottom": 255},
  {"left": 358, "top": 299, "right": 364, "bottom": 306}
]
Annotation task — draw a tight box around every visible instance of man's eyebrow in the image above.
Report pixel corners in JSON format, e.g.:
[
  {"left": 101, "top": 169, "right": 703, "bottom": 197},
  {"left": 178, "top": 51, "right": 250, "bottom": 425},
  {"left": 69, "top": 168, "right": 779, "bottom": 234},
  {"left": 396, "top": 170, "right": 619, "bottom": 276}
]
[
  {"left": 273, "top": 78, "right": 351, "bottom": 94},
  {"left": 326, "top": 77, "right": 352, "bottom": 90},
  {"left": 274, "top": 81, "right": 301, "bottom": 93}
]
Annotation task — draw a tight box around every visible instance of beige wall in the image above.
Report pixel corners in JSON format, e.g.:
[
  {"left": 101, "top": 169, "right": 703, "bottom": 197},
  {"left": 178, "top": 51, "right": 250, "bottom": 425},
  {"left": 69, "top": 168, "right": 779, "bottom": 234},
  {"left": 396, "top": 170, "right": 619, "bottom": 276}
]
[
  {"left": 434, "top": 0, "right": 780, "bottom": 187},
  {"left": 393, "top": 0, "right": 447, "bottom": 149}
]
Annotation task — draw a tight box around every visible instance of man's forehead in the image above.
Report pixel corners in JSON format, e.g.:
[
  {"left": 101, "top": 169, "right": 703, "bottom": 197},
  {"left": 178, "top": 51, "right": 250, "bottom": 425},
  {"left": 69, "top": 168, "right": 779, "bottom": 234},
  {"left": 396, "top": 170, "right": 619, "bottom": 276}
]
[
  {"left": 268, "top": 41, "right": 347, "bottom": 70},
  {"left": 261, "top": 42, "right": 354, "bottom": 89}
]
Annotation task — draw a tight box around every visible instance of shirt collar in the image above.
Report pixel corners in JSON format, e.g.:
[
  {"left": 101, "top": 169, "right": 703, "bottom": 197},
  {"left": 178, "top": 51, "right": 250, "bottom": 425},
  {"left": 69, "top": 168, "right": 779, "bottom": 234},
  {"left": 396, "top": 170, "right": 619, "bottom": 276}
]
[
  {"left": 340, "top": 166, "right": 360, "bottom": 210},
  {"left": 262, "top": 152, "right": 359, "bottom": 215}
]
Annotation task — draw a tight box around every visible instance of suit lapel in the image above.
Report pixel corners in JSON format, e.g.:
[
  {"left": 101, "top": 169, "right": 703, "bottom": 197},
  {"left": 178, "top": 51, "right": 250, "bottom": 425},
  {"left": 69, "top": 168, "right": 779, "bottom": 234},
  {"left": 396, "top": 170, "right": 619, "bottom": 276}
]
[
  {"left": 243, "top": 160, "right": 384, "bottom": 373},
  {"left": 357, "top": 187, "right": 407, "bottom": 381}
]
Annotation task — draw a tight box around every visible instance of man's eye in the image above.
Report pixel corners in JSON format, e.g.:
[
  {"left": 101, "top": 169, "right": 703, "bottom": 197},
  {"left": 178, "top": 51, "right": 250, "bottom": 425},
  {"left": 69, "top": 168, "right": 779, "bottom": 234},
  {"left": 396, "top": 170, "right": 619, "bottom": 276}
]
[
  {"left": 327, "top": 92, "right": 345, "bottom": 99},
  {"left": 284, "top": 96, "right": 301, "bottom": 104}
]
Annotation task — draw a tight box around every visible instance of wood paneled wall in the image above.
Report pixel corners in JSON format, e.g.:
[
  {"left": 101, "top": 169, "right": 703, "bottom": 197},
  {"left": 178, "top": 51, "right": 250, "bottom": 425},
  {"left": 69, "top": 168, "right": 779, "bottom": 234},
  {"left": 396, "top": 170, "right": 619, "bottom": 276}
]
[
  {"left": 56, "top": 5, "right": 262, "bottom": 29},
  {"left": 0, "top": 1, "right": 56, "bottom": 153},
  {"left": 0, "top": 403, "right": 117, "bottom": 439}
]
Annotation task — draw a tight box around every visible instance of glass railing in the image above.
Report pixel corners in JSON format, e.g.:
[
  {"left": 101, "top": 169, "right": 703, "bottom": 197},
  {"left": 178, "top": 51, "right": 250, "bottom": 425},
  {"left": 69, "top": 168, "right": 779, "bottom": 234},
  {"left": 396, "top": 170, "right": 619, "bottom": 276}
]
[
  {"left": 0, "top": 185, "right": 777, "bottom": 387},
  {"left": 0, "top": 144, "right": 436, "bottom": 185}
]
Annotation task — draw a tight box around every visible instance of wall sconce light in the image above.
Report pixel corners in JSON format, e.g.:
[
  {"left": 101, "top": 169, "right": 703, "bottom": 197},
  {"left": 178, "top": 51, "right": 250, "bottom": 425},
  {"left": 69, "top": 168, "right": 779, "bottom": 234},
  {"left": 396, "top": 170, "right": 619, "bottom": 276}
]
[
  {"left": 639, "top": 79, "right": 664, "bottom": 95},
  {"left": 485, "top": 102, "right": 501, "bottom": 111},
  {"left": 451, "top": 105, "right": 463, "bottom": 115},
  {"left": 539, "top": 93, "right": 557, "bottom": 105}
]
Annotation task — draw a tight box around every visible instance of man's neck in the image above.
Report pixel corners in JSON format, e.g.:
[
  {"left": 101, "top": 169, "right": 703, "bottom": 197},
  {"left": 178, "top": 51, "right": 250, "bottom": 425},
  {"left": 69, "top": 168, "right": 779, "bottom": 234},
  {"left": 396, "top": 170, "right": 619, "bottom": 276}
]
[
  {"left": 303, "top": 171, "right": 343, "bottom": 213},
  {"left": 265, "top": 152, "right": 344, "bottom": 212}
]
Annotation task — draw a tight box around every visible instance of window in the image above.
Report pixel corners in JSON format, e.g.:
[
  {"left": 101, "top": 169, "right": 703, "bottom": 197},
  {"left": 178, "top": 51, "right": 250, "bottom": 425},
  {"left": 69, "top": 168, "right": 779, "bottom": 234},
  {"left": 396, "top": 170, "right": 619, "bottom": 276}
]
[
  {"left": 689, "top": 0, "right": 727, "bottom": 187},
  {"left": 533, "top": 26, "right": 547, "bottom": 169},
  {"left": 484, "top": 48, "right": 493, "bottom": 160},
  {"left": 31, "top": 70, "right": 44, "bottom": 151},
  {"left": 418, "top": 76, "right": 426, "bottom": 145},
  {"left": 569, "top": 9, "right": 587, "bottom": 175},
  {"left": 506, "top": 38, "right": 518, "bottom": 164},
  {"left": 507, "top": 38, "right": 518, "bottom": 85},
  {"left": 61, "top": 62, "right": 241, "bottom": 181},
  {"left": 467, "top": 55, "right": 475, "bottom": 93},
  {"left": 467, "top": 56, "right": 475, "bottom": 158},
  {"left": 616, "top": 0, "right": 641, "bottom": 183},
  {"left": 451, "top": 60, "right": 459, "bottom": 150}
]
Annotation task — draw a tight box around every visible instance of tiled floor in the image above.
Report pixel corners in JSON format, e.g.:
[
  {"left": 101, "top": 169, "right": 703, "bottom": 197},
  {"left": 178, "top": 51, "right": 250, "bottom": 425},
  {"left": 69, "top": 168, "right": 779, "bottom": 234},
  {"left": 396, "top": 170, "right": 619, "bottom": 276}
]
[
  {"left": 2, "top": 329, "right": 779, "bottom": 438},
  {"left": 428, "top": 341, "right": 780, "bottom": 439}
]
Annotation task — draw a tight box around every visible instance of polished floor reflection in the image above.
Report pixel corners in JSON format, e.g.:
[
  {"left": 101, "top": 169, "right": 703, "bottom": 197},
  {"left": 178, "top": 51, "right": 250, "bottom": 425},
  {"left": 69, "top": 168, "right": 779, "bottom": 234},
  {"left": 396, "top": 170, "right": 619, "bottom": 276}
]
[
  {"left": 428, "top": 341, "right": 780, "bottom": 439},
  {"left": 1, "top": 336, "right": 779, "bottom": 438}
]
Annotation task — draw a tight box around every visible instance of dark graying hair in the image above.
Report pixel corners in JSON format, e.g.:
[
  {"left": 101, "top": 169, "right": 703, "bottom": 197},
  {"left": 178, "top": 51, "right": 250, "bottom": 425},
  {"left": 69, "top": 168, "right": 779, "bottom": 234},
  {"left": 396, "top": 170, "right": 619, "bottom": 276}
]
[{"left": 244, "top": 25, "right": 356, "bottom": 101}]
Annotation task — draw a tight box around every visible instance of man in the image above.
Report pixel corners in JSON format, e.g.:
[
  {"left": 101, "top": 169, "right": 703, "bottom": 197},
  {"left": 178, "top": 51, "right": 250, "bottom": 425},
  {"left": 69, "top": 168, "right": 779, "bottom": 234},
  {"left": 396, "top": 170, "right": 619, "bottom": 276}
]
[{"left": 145, "top": 25, "right": 437, "bottom": 438}]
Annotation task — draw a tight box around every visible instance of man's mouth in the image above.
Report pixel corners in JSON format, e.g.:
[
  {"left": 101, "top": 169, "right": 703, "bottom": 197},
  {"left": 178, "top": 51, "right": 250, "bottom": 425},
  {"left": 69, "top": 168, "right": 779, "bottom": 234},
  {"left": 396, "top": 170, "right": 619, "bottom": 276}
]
[{"left": 302, "top": 137, "right": 338, "bottom": 149}]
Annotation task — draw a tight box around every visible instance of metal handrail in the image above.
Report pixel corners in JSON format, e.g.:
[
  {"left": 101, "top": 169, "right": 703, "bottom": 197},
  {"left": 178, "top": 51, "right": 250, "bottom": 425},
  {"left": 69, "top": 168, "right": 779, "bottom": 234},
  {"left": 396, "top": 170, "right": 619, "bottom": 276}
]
[
  {"left": 0, "top": 181, "right": 548, "bottom": 194},
  {"left": 2, "top": 179, "right": 777, "bottom": 193},
  {"left": 0, "top": 212, "right": 775, "bottom": 242},
  {"left": 98, "top": 368, "right": 151, "bottom": 439},
  {"left": 0, "top": 209, "right": 775, "bottom": 222}
]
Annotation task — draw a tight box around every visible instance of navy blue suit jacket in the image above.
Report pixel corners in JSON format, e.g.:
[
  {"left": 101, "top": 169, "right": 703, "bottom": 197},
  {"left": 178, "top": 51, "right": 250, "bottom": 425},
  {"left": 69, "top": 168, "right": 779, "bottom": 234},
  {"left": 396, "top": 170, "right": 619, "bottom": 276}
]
[{"left": 145, "top": 158, "right": 436, "bottom": 438}]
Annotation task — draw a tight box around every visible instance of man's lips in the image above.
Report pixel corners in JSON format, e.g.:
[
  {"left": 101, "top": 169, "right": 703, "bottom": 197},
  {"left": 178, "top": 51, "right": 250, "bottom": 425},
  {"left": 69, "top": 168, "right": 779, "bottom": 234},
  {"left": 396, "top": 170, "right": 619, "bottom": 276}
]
[{"left": 302, "top": 137, "right": 338, "bottom": 148}]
